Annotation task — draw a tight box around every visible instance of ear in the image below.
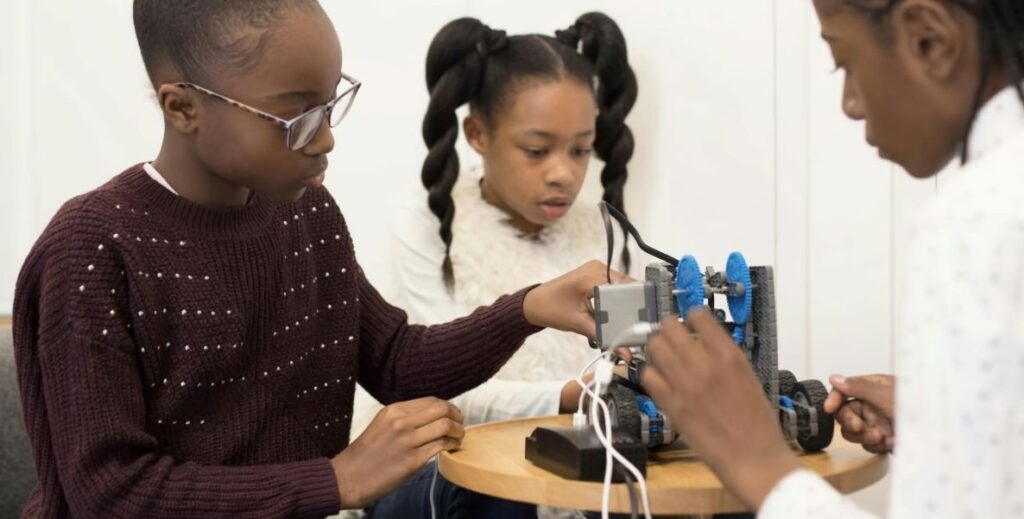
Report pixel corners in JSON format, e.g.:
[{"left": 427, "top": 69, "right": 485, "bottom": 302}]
[
  {"left": 156, "top": 83, "right": 201, "bottom": 134},
  {"left": 890, "top": 0, "right": 963, "bottom": 81},
  {"left": 463, "top": 113, "right": 489, "bottom": 155}
]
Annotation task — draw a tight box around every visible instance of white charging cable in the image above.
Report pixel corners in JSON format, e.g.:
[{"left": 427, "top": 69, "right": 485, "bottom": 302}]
[
  {"left": 429, "top": 455, "right": 439, "bottom": 519},
  {"left": 428, "top": 324, "right": 659, "bottom": 518},
  {"left": 572, "top": 322, "right": 658, "bottom": 519},
  {"left": 574, "top": 322, "right": 660, "bottom": 421},
  {"left": 581, "top": 368, "right": 652, "bottom": 519}
]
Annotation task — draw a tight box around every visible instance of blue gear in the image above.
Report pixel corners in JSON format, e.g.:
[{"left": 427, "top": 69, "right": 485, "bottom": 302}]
[
  {"left": 779, "top": 395, "right": 796, "bottom": 411},
  {"left": 732, "top": 326, "right": 745, "bottom": 345},
  {"left": 674, "top": 255, "right": 704, "bottom": 314},
  {"left": 636, "top": 395, "right": 661, "bottom": 448},
  {"left": 725, "top": 252, "right": 753, "bottom": 325}
]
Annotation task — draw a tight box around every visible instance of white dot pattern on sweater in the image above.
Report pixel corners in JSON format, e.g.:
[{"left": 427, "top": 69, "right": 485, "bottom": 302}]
[
  {"left": 70, "top": 202, "right": 363, "bottom": 439},
  {"left": 15, "top": 164, "right": 544, "bottom": 514}
]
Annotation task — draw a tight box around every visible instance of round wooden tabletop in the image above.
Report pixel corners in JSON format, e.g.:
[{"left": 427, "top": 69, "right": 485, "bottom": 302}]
[{"left": 439, "top": 414, "right": 889, "bottom": 515}]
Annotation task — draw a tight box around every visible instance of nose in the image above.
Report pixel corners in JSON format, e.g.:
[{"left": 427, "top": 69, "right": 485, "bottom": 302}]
[
  {"left": 303, "top": 115, "right": 335, "bottom": 156},
  {"left": 545, "top": 153, "right": 577, "bottom": 187},
  {"left": 841, "top": 73, "right": 865, "bottom": 121}
]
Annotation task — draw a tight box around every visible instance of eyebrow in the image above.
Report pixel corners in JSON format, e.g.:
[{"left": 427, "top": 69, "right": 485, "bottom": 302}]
[
  {"left": 268, "top": 76, "right": 345, "bottom": 103},
  {"left": 271, "top": 91, "right": 322, "bottom": 102},
  {"left": 821, "top": 32, "right": 839, "bottom": 42},
  {"left": 523, "top": 129, "right": 596, "bottom": 139}
]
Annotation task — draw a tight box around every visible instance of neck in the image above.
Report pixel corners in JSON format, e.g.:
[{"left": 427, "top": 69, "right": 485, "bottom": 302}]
[
  {"left": 479, "top": 175, "right": 543, "bottom": 235},
  {"left": 153, "top": 129, "right": 251, "bottom": 208}
]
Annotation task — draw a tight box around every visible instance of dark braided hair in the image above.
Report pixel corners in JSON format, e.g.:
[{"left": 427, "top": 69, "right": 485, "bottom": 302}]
[
  {"left": 421, "top": 13, "right": 638, "bottom": 291},
  {"left": 133, "top": 0, "right": 321, "bottom": 87},
  {"left": 840, "top": 0, "right": 1024, "bottom": 162}
]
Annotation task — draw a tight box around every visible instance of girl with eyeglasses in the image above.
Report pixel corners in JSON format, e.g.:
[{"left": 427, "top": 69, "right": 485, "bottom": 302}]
[{"left": 10, "top": 1, "right": 621, "bottom": 516}]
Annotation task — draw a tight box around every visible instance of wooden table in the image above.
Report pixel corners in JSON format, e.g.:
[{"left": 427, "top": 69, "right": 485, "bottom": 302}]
[{"left": 439, "top": 415, "right": 888, "bottom": 515}]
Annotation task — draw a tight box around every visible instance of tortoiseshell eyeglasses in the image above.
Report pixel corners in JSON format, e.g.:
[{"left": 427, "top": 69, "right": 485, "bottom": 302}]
[{"left": 174, "top": 72, "right": 361, "bottom": 151}]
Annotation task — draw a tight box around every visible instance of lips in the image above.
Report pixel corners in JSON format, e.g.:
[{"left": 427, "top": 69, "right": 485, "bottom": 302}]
[
  {"left": 302, "top": 161, "right": 328, "bottom": 189},
  {"left": 539, "top": 197, "right": 571, "bottom": 219},
  {"left": 305, "top": 171, "right": 326, "bottom": 189}
]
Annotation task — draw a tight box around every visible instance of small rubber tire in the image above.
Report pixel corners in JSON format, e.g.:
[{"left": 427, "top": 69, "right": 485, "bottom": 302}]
[
  {"left": 605, "top": 383, "right": 642, "bottom": 440},
  {"left": 778, "top": 370, "right": 797, "bottom": 397},
  {"left": 793, "top": 379, "right": 835, "bottom": 452}
]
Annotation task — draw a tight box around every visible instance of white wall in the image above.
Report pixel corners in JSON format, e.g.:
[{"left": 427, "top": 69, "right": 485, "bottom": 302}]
[{"left": 1, "top": 1, "right": 942, "bottom": 512}]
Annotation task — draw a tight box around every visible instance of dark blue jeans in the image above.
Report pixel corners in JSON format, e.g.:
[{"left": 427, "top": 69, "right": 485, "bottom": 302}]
[
  {"left": 364, "top": 462, "right": 536, "bottom": 519},
  {"left": 364, "top": 462, "right": 756, "bottom": 519}
]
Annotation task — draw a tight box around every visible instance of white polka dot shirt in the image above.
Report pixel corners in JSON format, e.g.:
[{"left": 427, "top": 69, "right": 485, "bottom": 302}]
[{"left": 760, "top": 86, "right": 1024, "bottom": 518}]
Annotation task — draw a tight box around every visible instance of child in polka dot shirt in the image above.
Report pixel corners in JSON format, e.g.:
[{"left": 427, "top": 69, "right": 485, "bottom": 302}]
[
  {"left": 10, "top": 2, "right": 621, "bottom": 517},
  {"left": 639, "top": 1, "right": 1024, "bottom": 518}
]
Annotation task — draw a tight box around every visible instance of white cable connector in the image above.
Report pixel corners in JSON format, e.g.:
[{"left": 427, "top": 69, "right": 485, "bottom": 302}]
[
  {"left": 595, "top": 358, "right": 615, "bottom": 387},
  {"left": 572, "top": 409, "right": 588, "bottom": 429},
  {"left": 606, "top": 321, "right": 660, "bottom": 352}
]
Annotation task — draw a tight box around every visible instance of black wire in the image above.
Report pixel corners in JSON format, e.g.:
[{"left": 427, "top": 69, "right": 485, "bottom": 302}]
[
  {"left": 600, "top": 202, "right": 679, "bottom": 267},
  {"left": 600, "top": 202, "right": 615, "bottom": 284},
  {"left": 623, "top": 470, "right": 640, "bottom": 519}
]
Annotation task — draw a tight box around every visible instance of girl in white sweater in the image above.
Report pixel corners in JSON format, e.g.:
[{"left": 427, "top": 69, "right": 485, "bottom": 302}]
[
  {"left": 350, "top": 12, "right": 640, "bottom": 519},
  {"left": 352, "top": 12, "right": 638, "bottom": 450},
  {"left": 407, "top": 11, "right": 638, "bottom": 428}
]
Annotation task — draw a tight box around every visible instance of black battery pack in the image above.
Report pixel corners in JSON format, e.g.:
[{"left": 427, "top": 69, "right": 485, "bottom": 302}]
[{"left": 525, "top": 425, "right": 647, "bottom": 482}]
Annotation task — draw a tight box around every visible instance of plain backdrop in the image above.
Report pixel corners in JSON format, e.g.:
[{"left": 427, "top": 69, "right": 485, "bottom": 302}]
[{"left": 0, "top": 1, "right": 949, "bottom": 512}]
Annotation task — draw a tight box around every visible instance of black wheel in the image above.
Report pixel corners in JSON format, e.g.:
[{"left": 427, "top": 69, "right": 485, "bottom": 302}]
[
  {"left": 604, "top": 383, "right": 641, "bottom": 440},
  {"left": 792, "top": 379, "right": 834, "bottom": 452},
  {"left": 778, "top": 370, "right": 797, "bottom": 397}
]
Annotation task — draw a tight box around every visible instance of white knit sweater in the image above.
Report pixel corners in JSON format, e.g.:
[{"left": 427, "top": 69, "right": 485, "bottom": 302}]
[{"left": 350, "top": 168, "right": 610, "bottom": 439}]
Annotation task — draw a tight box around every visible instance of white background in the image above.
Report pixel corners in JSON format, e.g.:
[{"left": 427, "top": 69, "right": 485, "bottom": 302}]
[{"left": 0, "top": 1, "right": 944, "bottom": 512}]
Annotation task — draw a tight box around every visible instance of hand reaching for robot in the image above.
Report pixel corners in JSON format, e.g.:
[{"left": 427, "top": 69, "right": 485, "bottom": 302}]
[
  {"left": 641, "top": 310, "right": 801, "bottom": 512},
  {"left": 824, "top": 374, "right": 896, "bottom": 454},
  {"left": 523, "top": 260, "right": 632, "bottom": 340}
]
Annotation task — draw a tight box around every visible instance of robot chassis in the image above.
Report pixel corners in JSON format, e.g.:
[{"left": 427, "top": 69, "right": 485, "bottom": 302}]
[{"left": 593, "top": 252, "right": 834, "bottom": 454}]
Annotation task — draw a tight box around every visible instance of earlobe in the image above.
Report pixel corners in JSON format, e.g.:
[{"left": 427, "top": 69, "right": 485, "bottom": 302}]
[
  {"left": 157, "top": 84, "right": 200, "bottom": 133},
  {"left": 463, "top": 115, "right": 488, "bottom": 155}
]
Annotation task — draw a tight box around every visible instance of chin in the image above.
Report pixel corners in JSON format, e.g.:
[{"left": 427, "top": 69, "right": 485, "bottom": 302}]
[
  {"left": 906, "top": 152, "right": 958, "bottom": 179},
  {"left": 900, "top": 160, "right": 946, "bottom": 179},
  {"left": 533, "top": 213, "right": 560, "bottom": 226},
  {"left": 263, "top": 187, "right": 307, "bottom": 203},
  {"left": 286, "top": 187, "right": 308, "bottom": 202},
  {"left": 520, "top": 215, "right": 551, "bottom": 232}
]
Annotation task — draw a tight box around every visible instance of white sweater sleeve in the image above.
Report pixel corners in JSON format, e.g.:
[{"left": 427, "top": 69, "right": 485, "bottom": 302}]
[
  {"left": 388, "top": 199, "right": 466, "bottom": 325},
  {"left": 758, "top": 469, "right": 876, "bottom": 519},
  {"left": 450, "top": 378, "right": 565, "bottom": 427},
  {"left": 389, "top": 195, "right": 568, "bottom": 425}
]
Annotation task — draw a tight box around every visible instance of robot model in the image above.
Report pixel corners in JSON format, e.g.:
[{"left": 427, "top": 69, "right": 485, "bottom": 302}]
[
  {"left": 525, "top": 204, "right": 833, "bottom": 483},
  {"left": 591, "top": 203, "right": 834, "bottom": 454}
]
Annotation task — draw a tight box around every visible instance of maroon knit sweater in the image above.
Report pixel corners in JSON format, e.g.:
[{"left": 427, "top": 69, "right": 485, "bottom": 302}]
[{"left": 12, "top": 164, "right": 541, "bottom": 518}]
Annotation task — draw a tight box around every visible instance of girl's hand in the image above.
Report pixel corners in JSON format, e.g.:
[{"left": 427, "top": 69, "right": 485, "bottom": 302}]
[
  {"left": 641, "top": 310, "right": 800, "bottom": 511},
  {"left": 560, "top": 365, "right": 628, "bottom": 413},
  {"left": 560, "top": 374, "right": 593, "bottom": 414},
  {"left": 331, "top": 397, "right": 464, "bottom": 509},
  {"left": 523, "top": 260, "right": 631, "bottom": 340},
  {"left": 824, "top": 374, "right": 896, "bottom": 453}
]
